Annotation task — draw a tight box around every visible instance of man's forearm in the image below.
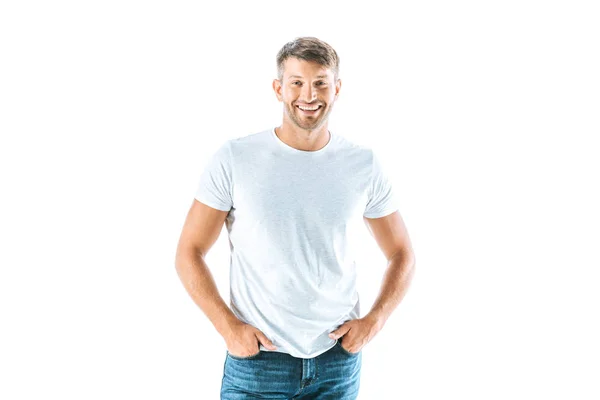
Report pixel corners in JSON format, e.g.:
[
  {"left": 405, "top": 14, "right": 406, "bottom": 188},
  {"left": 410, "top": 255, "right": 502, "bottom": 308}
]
[
  {"left": 365, "top": 251, "right": 416, "bottom": 328},
  {"left": 175, "top": 248, "right": 240, "bottom": 339}
]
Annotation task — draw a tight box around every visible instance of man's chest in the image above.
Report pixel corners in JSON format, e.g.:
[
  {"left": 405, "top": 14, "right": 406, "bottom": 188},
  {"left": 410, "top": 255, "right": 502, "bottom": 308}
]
[{"left": 232, "top": 160, "right": 371, "bottom": 225}]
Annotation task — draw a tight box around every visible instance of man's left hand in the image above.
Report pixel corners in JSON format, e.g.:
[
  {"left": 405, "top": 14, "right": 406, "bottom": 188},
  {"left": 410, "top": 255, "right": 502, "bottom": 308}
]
[{"left": 328, "top": 315, "right": 383, "bottom": 353}]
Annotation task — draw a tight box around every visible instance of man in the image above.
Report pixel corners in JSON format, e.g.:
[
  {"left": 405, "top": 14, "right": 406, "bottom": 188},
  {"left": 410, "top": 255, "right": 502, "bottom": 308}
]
[{"left": 175, "top": 37, "right": 415, "bottom": 399}]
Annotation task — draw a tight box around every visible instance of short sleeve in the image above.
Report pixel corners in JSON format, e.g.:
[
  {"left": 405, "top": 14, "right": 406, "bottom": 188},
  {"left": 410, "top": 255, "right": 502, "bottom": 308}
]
[
  {"left": 363, "top": 150, "right": 398, "bottom": 218},
  {"left": 194, "top": 141, "right": 233, "bottom": 211}
]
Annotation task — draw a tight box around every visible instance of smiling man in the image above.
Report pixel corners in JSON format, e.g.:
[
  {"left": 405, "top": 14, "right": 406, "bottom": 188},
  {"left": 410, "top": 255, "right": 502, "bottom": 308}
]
[
  {"left": 276, "top": 56, "right": 337, "bottom": 135},
  {"left": 175, "top": 37, "right": 416, "bottom": 399}
]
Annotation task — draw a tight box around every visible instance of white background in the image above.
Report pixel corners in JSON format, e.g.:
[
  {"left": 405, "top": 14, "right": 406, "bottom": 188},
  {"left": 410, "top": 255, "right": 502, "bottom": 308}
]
[{"left": 1, "top": 0, "right": 599, "bottom": 399}]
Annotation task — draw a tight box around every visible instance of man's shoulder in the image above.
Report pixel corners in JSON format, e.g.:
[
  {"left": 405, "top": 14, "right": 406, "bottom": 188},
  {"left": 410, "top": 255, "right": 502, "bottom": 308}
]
[
  {"left": 332, "top": 132, "right": 375, "bottom": 160},
  {"left": 211, "top": 129, "right": 274, "bottom": 166},
  {"left": 336, "top": 134, "right": 368, "bottom": 149},
  {"left": 227, "top": 128, "right": 271, "bottom": 149}
]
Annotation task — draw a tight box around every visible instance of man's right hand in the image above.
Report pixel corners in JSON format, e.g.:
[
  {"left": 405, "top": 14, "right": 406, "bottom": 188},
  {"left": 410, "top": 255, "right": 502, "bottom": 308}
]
[{"left": 225, "top": 320, "right": 277, "bottom": 358}]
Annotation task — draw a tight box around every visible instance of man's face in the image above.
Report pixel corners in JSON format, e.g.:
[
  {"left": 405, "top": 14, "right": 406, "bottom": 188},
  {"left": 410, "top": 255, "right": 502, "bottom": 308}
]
[{"left": 273, "top": 57, "right": 341, "bottom": 131}]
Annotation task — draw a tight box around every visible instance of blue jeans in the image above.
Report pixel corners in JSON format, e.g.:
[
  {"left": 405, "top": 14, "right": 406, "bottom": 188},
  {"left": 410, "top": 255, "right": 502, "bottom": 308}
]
[{"left": 220, "top": 340, "right": 362, "bottom": 399}]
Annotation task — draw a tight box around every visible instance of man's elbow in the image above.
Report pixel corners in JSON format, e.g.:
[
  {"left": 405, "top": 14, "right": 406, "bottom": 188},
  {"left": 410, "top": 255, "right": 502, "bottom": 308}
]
[{"left": 175, "top": 244, "right": 205, "bottom": 271}]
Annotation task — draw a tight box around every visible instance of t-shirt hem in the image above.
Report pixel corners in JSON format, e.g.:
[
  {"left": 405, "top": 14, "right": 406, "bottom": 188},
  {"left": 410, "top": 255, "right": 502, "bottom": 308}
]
[
  {"left": 259, "top": 341, "right": 338, "bottom": 359},
  {"left": 363, "top": 208, "right": 398, "bottom": 219},
  {"left": 194, "top": 196, "right": 231, "bottom": 212}
]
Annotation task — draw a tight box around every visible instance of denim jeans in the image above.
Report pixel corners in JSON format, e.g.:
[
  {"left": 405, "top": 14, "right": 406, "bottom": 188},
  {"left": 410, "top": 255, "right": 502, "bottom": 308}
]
[{"left": 220, "top": 340, "right": 362, "bottom": 399}]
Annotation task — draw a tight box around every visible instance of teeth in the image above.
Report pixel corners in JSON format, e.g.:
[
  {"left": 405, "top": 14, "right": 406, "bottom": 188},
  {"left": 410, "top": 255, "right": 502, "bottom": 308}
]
[{"left": 298, "top": 105, "right": 319, "bottom": 111}]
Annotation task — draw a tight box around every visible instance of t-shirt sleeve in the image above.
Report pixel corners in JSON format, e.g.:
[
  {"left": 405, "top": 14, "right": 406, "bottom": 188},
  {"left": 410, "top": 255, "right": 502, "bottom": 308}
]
[
  {"left": 194, "top": 141, "right": 233, "bottom": 212},
  {"left": 363, "top": 150, "right": 399, "bottom": 218}
]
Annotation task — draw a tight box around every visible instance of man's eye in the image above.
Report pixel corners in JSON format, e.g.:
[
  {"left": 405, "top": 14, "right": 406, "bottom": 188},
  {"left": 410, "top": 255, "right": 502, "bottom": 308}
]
[
  {"left": 317, "top": 82, "right": 327, "bottom": 86},
  {"left": 292, "top": 81, "right": 301, "bottom": 85}
]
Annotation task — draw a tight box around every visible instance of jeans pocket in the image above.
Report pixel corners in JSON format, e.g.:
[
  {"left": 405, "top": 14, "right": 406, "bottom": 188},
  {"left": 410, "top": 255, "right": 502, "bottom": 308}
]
[
  {"left": 227, "top": 350, "right": 261, "bottom": 360},
  {"left": 336, "top": 340, "right": 360, "bottom": 357}
]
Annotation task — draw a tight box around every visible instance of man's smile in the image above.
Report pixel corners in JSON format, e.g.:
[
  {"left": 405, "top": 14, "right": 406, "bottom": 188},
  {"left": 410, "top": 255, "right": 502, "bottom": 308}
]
[{"left": 296, "top": 104, "right": 323, "bottom": 115}]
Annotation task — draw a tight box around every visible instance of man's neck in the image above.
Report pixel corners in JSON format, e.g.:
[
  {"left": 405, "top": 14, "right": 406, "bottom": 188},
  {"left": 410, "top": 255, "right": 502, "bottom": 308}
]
[{"left": 275, "top": 122, "right": 330, "bottom": 152}]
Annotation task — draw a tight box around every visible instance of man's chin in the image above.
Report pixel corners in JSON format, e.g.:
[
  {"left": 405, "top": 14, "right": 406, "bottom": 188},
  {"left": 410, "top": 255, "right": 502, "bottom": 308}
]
[
  {"left": 298, "top": 115, "right": 326, "bottom": 128},
  {"left": 297, "top": 122, "right": 323, "bottom": 131},
  {"left": 285, "top": 110, "right": 327, "bottom": 130}
]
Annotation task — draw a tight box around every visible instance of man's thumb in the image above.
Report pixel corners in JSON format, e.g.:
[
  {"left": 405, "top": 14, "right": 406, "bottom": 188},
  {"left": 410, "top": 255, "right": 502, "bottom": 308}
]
[
  {"left": 329, "top": 324, "right": 350, "bottom": 339},
  {"left": 255, "top": 330, "right": 277, "bottom": 350}
]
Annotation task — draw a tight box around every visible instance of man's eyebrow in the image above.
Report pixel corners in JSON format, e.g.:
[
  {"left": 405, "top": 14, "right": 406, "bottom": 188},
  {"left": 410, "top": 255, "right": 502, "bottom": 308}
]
[{"left": 288, "top": 75, "right": 328, "bottom": 79}]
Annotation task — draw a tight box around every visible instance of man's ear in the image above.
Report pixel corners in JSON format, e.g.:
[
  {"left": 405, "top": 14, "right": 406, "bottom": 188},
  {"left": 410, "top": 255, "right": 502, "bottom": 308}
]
[
  {"left": 335, "top": 78, "right": 342, "bottom": 98},
  {"left": 272, "top": 79, "right": 283, "bottom": 101}
]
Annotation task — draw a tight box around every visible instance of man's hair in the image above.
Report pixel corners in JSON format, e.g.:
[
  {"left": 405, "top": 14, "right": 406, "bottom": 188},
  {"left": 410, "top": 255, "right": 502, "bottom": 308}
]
[{"left": 276, "top": 37, "right": 340, "bottom": 81}]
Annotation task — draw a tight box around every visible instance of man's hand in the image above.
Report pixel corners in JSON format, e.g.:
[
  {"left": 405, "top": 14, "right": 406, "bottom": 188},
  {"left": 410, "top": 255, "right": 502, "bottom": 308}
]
[
  {"left": 328, "top": 315, "right": 383, "bottom": 353},
  {"left": 224, "top": 320, "right": 277, "bottom": 358}
]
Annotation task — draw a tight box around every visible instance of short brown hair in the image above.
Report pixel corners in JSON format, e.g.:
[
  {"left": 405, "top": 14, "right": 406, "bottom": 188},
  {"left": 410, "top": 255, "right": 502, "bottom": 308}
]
[{"left": 276, "top": 37, "right": 340, "bottom": 81}]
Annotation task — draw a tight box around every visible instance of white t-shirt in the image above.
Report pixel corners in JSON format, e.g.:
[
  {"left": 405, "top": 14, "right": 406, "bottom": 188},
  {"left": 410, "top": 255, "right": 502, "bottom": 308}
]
[{"left": 195, "top": 127, "right": 398, "bottom": 358}]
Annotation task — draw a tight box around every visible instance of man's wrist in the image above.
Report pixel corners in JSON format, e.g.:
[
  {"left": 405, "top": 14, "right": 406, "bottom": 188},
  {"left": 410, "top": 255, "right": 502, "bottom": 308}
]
[
  {"left": 220, "top": 314, "right": 243, "bottom": 340},
  {"left": 212, "top": 308, "right": 240, "bottom": 339},
  {"left": 364, "top": 311, "right": 386, "bottom": 332}
]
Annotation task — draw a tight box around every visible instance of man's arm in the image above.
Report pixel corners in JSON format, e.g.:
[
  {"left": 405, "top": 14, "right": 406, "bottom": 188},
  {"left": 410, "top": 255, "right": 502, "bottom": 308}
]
[
  {"left": 362, "top": 211, "right": 416, "bottom": 328},
  {"left": 174, "top": 199, "right": 277, "bottom": 355},
  {"left": 174, "top": 199, "right": 239, "bottom": 338},
  {"left": 329, "top": 211, "right": 415, "bottom": 351}
]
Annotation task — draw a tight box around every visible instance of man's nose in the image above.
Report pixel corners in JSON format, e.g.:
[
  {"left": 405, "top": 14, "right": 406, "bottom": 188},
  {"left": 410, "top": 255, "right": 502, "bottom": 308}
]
[{"left": 301, "top": 85, "right": 317, "bottom": 102}]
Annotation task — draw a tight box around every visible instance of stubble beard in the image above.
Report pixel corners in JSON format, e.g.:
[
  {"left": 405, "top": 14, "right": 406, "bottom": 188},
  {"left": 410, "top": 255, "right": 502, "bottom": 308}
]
[{"left": 284, "top": 101, "right": 334, "bottom": 131}]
